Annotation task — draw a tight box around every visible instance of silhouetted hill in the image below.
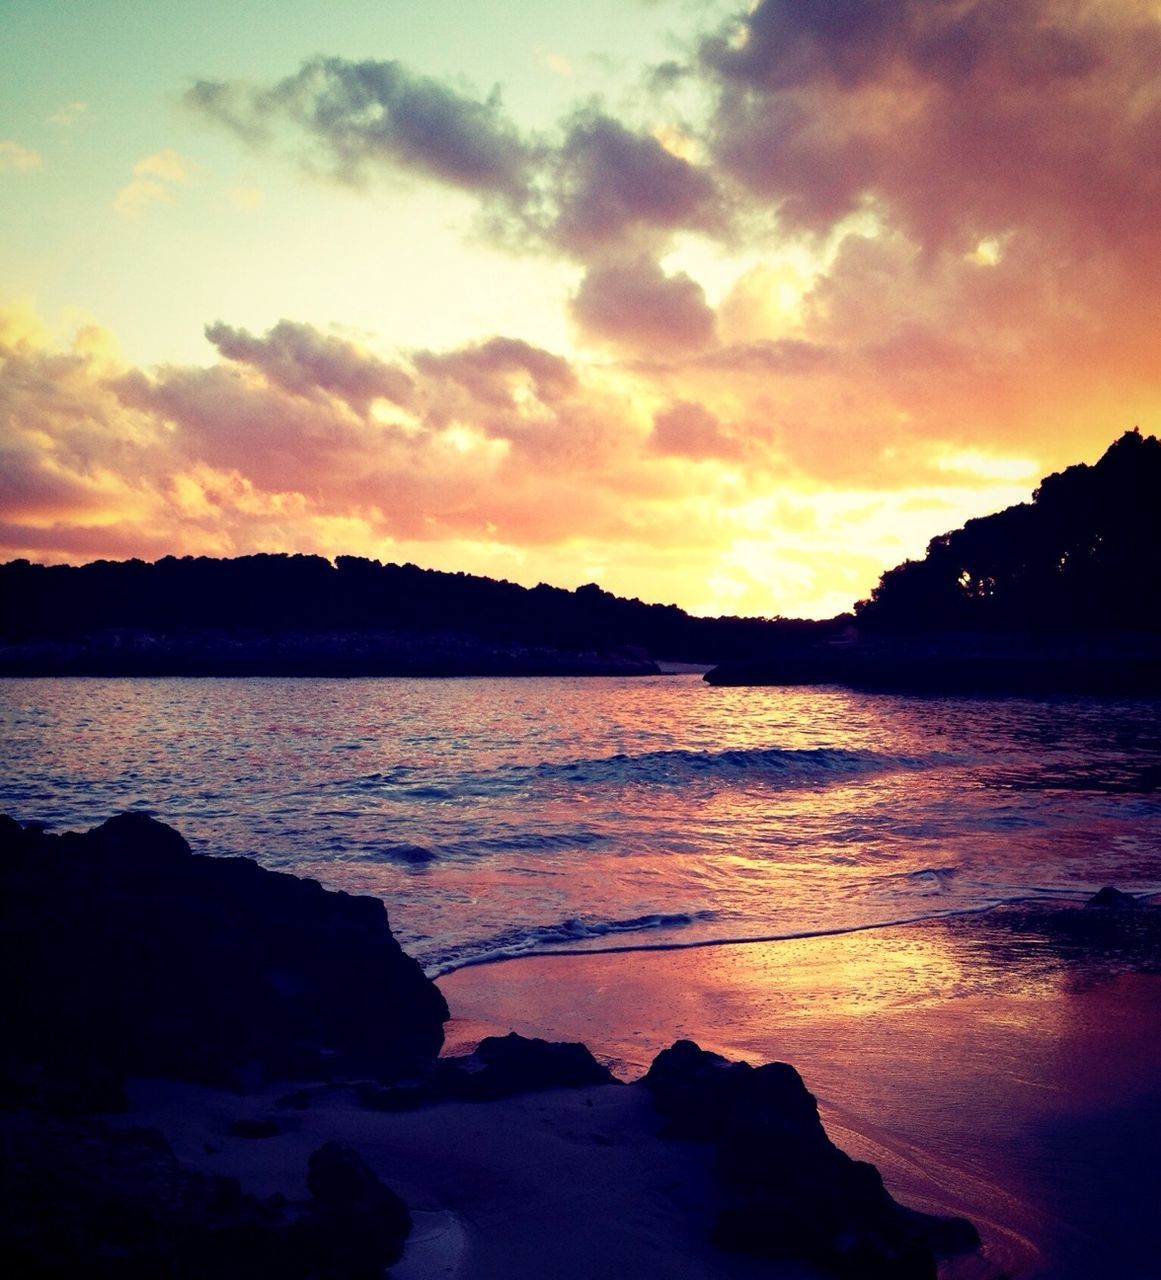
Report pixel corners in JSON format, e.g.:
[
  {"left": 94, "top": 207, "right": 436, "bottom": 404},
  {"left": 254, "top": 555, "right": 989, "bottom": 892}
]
[
  {"left": 707, "top": 430, "right": 1161, "bottom": 692},
  {"left": 0, "top": 555, "right": 831, "bottom": 675},
  {"left": 856, "top": 429, "right": 1161, "bottom": 633}
]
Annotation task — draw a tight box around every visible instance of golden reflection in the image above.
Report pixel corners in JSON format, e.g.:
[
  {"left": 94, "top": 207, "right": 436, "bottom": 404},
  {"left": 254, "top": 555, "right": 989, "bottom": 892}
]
[{"left": 440, "top": 917, "right": 1076, "bottom": 1079}]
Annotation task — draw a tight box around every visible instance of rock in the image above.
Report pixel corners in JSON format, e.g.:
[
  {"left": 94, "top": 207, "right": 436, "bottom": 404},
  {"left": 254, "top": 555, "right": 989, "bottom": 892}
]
[
  {"left": 0, "top": 812, "right": 448, "bottom": 1098},
  {"left": 1085, "top": 885, "right": 1143, "bottom": 910},
  {"left": 0, "top": 1109, "right": 411, "bottom": 1278},
  {"left": 300, "top": 1141, "right": 412, "bottom": 1277},
  {"left": 384, "top": 842, "right": 437, "bottom": 865},
  {"left": 642, "top": 1038, "right": 820, "bottom": 1143},
  {"left": 225, "top": 1117, "right": 289, "bottom": 1139},
  {"left": 439, "top": 1032, "right": 619, "bottom": 1100},
  {"left": 643, "top": 1040, "right": 979, "bottom": 1279}
]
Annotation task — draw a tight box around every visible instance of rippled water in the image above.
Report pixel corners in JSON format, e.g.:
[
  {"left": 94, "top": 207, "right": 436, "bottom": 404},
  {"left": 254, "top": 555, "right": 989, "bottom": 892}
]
[{"left": 3, "top": 676, "right": 1160, "bottom": 973}]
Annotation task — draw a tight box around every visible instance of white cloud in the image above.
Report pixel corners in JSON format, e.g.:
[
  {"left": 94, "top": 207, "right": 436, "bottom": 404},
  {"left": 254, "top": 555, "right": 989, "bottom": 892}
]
[
  {"left": 114, "top": 149, "right": 197, "bottom": 217},
  {"left": 0, "top": 141, "right": 43, "bottom": 172},
  {"left": 49, "top": 101, "right": 90, "bottom": 127}
]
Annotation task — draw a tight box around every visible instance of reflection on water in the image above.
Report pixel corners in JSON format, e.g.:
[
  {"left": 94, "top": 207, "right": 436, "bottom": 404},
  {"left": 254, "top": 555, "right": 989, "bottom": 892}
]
[
  {"left": 442, "top": 915, "right": 1161, "bottom": 1280},
  {"left": 2, "top": 676, "right": 1160, "bottom": 972}
]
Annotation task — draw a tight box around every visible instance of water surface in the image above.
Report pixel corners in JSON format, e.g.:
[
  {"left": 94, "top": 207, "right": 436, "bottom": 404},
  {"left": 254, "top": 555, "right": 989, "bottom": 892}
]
[{"left": 3, "top": 675, "right": 1159, "bottom": 973}]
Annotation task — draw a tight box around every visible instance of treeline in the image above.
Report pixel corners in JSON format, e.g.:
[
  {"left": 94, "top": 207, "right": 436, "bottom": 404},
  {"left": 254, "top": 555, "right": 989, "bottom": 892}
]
[
  {"left": 0, "top": 555, "right": 828, "bottom": 664},
  {"left": 857, "top": 429, "right": 1161, "bottom": 633}
]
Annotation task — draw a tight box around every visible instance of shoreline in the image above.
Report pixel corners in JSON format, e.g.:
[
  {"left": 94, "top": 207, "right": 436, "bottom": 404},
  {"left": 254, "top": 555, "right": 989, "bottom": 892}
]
[
  {"left": 6, "top": 814, "right": 1159, "bottom": 1278},
  {"left": 424, "top": 891, "right": 1161, "bottom": 979},
  {"left": 438, "top": 914, "right": 1161, "bottom": 1279}
]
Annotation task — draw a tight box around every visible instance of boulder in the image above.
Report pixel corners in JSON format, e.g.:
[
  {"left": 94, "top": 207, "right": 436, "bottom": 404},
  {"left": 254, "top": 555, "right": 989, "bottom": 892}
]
[
  {"left": 438, "top": 1032, "right": 618, "bottom": 1100},
  {"left": 0, "top": 812, "right": 448, "bottom": 1099},
  {"left": 301, "top": 1141, "right": 412, "bottom": 1278},
  {"left": 643, "top": 1040, "right": 979, "bottom": 1279},
  {"left": 0, "top": 1109, "right": 411, "bottom": 1278},
  {"left": 1085, "top": 885, "right": 1143, "bottom": 910}
]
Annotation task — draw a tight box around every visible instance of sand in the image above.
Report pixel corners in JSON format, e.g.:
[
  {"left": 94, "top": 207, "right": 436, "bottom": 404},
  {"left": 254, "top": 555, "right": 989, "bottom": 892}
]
[
  {"left": 120, "top": 917, "right": 1161, "bottom": 1280},
  {"left": 441, "top": 918, "right": 1161, "bottom": 1280}
]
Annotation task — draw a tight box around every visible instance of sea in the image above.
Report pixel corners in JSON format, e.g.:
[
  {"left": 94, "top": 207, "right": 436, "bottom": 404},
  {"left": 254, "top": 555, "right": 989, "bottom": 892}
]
[{"left": 3, "top": 674, "right": 1160, "bottom": 977}]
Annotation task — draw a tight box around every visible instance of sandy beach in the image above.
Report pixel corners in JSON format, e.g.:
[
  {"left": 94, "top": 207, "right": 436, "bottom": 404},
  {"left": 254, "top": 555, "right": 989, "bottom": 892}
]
[
  {"left": 442, "top": 919, "right": 1161, "bottom": 1279},
  {"left": 111, "top": 913, "right": 1161, "bottom": 1280}
]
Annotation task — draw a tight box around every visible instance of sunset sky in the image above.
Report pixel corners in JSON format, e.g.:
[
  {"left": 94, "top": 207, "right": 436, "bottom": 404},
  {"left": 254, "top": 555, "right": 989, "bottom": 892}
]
[{"left": 3, "top": 0, "right": 1159, "bottom": 618}]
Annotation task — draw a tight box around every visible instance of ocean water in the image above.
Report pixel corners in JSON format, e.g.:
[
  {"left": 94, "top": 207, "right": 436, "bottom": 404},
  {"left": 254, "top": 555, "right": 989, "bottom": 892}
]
[{"left": 2, "top": 675, "right": 1160, "bottom": 975}]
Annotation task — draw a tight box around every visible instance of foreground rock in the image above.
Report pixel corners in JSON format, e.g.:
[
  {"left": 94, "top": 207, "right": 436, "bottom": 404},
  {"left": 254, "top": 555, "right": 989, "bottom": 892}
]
[
  {"left": 0, "top": 1109, "right": 409, "bottom": 1278},
  {"left": 644, "top": 1039, "right": 979, "bottom": 1279},
  {"left": 437, "top": 1031, "right": 619, "bottom": 1100},
  {"left": 0, "top": 812, "right": 448, "bottom": 1105}
]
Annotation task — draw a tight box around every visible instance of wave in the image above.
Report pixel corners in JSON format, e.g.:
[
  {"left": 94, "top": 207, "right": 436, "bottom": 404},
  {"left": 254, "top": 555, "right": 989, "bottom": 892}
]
[
  {"left": 423, "top": 908, "right": 720, "bottom": 975},
  {"left": 526, "top": 744, "right": 936, "bottom": 790},
  {"left": 334, "top": 745, "right": 940, "bottom": 806},
  {"left": 424, "top": 894, "right": 1107, "bottom": 978}
]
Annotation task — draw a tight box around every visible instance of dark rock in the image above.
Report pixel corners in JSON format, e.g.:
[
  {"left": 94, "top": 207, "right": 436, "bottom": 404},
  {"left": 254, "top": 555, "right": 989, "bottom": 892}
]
[
  {"left": 225, "top": 1117, "right": 289, "bottom": 1139},
  {"left": 384, "top": 842, "right": 437, "bottom": 865},
  {"left": 299, "top": 1141, "right": 412, "bottom": 1277},
  {"left": 1085, "top": 885, "right": 1143, "bottom": 910},
  {"left": 0, "top": 1109, "right": 411, "bottom": 1278},
  {"left": 0, "top": 812, "right": 448, "bottom": 1098},
  {"left": 643, "top": 1040, "right": 979, "bottom": 1279},
  {"left": 439, "top": 1032, "right": 619, "bottom": 1100}
]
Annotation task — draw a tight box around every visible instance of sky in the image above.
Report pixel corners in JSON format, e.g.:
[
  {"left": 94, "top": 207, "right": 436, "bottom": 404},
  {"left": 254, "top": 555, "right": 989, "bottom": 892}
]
[{"left": 2, "top": 0, "right": 1160, "bottom": 619}]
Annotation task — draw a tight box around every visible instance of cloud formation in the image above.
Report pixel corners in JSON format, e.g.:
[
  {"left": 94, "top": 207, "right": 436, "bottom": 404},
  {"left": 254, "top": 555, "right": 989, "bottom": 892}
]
[
  {"left": 547, "top": 111, "right": 723, "bottom": 255},
  {"left": 701, "top": 0, "right": 1161, "bottom": 252},
  {"left": 7, "top": 2, "right": 1161, "bottom": 618},
  {"left": 48, "top": 101, "right": 90, "bottom": 127},
  {"left": 0, "top": 141, "right": 42, "bottom": 172},
  {"left": 205, "top": 320, "right": 415, "bottom": 413},
  {"left": 187, "top": 57, "right": 534, "bottom": 201},
  {"left": 571, "top": 257, "right": 717, "bottom": 354},
  {"left": 2, "top": 296, "right": 1053, "bottom": 618},
  {"left": 186, "top": 57, "right": 724, "bottom": 263},
  {"left": 651, "top": 401, "right": 738, "bottom": 459},
  {"left": 114, "top": 149, "right": 196, "bottom": 216}
]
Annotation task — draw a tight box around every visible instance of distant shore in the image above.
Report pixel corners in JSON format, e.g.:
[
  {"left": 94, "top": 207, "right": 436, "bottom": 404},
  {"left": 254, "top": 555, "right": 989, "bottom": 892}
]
[
  {"left": 0, "top": 629, "right": 662, "bottom": 677},
  {"left": 705, "top": 630, "right": 1161, "bottom": 694}
]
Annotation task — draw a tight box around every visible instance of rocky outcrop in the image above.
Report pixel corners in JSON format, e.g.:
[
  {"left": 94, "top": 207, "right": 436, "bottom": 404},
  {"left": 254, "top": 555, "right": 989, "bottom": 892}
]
[
  {"left": 643, "top": 1039, "right": 979, "bottom": 1279},
  {"left": 0, "top": 1110, "right": 410, "bottom": 1279},
  {"left": 437, "top": 1032, "right": 618, "bottom": 1100},
  {"left": 0, "top": 812, "right": 448, "bottom": 1103},
  {"left": 1085, "top": 885, "right": 1144, "bottom": 910}
]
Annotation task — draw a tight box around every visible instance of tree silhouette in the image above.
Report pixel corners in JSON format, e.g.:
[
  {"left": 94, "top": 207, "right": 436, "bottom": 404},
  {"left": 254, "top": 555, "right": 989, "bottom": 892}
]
[{"left": 857, "top": 430, "right": 1161, "bottom": 632}]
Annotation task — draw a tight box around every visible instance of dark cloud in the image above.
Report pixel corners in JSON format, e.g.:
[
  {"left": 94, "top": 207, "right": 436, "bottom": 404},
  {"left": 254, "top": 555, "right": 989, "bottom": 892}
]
[
  {"left": 571, "top": 256, "right": 716, "bottom": 354},
  {"left": 548, "top": 110, "right": 722, "bottom": 254},
  {"left": 651, "top": 400, "right": 738, "bottom": 459},
  {"left": 702, "top": 0, "right": 903, "bottom": 91},
  {"left": 188, "top": 58, "right": 723, "bottom": 260},
  {"left": 205, "top": 320, "right": 415, "bottom": 412},
  {"left": 701, "top": 0, "right": 1161, "bottom": 250},
  {"left": 187, "top": 57, "right": 534, "bottom": 200},
  {"left": 695, "top": 338, "right": 831, "bottom": 374},
  {"left": 414, "top": 336, "right": 577, "bottom": 410}
]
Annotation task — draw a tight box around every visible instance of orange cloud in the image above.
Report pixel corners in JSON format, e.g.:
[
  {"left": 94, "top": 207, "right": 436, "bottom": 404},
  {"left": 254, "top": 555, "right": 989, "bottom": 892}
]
[
  {"left": 0, "top": 300, "right": 1063, "bottom": 618},
  {"left": 8, "top": 3, "right": 1161, "bottom": 617}
]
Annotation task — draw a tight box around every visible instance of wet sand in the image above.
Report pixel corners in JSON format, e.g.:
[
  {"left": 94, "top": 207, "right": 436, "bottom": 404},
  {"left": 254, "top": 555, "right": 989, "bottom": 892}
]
[{"left": 441, "top": 918, "right": 1161, "bottom": 1279}]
